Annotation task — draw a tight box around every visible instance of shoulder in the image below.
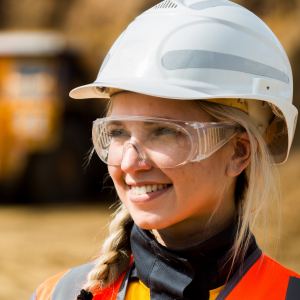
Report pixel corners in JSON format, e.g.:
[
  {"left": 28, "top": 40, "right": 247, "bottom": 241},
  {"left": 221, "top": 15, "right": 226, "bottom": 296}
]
[
  {"left": 261, "top": 254, "right": 300, "bottom": 278},
  {"left": 219, "top": 250, "right": 300, "bottom": 300},
  {"left": 237, "top": 253, "right": 300, "bottom": 299},
  {"left": 261, "top": 255, "right": 300, "bottom": 299},
  {"left": 30, "top": 262, "right": 95, "bottom": 300}
]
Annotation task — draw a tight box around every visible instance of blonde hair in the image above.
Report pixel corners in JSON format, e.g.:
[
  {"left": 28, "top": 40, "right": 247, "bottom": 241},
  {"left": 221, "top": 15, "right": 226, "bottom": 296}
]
[
  {"left": 195, "top": 101, "right": 279, "bottom": 266},
  {"left": 84, "top": 97, "right": 280, "bottom": 292}
]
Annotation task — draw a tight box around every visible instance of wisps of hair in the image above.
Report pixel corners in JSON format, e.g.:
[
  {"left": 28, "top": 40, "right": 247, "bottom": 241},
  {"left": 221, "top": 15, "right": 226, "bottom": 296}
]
[
  {"left": 84, "top": 202, "right": 133, "bottom": 293},
  {"left": 195, "top": 100, "right": 280, "bottom": 269}
]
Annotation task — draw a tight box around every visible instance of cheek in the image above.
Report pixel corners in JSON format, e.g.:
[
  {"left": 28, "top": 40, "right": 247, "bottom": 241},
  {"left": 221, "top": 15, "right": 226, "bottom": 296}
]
[
  {"left": 173, "top": 155, "right": 228, "bottom": 202},
  {"left": 108, "top": 151, "right": 230, "bottom": 229},
  {"left": 200, "top": 155, "right": 228, "bottom": 188},
  {"left": 108, "top": 166, "right": 125, "bottom": 193}
]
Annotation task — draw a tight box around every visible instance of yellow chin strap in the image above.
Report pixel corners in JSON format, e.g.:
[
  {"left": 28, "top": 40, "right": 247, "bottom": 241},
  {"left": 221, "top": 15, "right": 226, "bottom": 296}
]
[{"left": 108, "top": 88, "right": 249, "bottom": 115}]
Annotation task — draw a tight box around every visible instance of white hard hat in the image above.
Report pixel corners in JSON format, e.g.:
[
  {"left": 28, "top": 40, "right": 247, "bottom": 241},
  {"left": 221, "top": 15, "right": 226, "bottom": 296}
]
[{"left": 70, "top": 0, "right": 298, "bottom": 164}]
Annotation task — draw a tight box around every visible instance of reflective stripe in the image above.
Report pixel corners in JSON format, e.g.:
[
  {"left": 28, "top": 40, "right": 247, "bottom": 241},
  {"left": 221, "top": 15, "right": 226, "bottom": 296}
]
[
  {"left": 94, "top": 257, "right": 134, "bottom": 300},
  {"left": 116, "top": 262, "right": 135, "bottom": 300},
  {"left": 36, "top": 269, "right": 70, "bottom": 300},
  {"left": 216, "top": 248, "right": 262, "bottom": 300},
  {"left": 219, "top": 253, "right": 300, "bottom": 300},
  {"left": 161, "top": 50, "right": 289, "bottom": 84},
  {"left": 30, "top": 290, "right": 36, "bottom": 300},
  {"left": 189, "top": 0, "right": 241, "bottom": 10},
  {"left": 51, "top": 262, "right": 95, "bottom": 300},
  {"left": 99, "top": 53, "right": 110, "bottom": 73},
  {"left": 286, "top": 277, "right": 300, "bottom": 300}
]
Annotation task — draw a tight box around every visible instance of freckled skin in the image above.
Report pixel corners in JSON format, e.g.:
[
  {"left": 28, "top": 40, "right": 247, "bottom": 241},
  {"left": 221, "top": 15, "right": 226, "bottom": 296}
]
[{"left": 108, "top": 92, "right": 240, "bottom": 248}]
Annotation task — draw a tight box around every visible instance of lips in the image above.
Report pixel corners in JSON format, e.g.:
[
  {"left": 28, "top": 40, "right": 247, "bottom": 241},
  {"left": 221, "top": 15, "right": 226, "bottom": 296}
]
[
  {"left": 128, "top": 184, "right": 172, "bottom": 204},
  {"left": 131, "top": 184, "right": 169, "bottom": 195}
]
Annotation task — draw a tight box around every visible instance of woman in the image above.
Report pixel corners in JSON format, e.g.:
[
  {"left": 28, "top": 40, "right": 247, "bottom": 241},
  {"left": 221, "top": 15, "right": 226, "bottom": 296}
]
[{"left": 31, "top": 1, "right": 300, "bottom": 300}]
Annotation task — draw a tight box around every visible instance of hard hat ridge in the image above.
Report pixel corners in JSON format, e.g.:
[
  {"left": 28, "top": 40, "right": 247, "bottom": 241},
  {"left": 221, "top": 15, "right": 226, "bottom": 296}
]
[
  {"left": 148, "top": 0, "right": 242, "bottom": 11},
  {"left": 70, "top": 0, "right": 298, "bottom": 164}
]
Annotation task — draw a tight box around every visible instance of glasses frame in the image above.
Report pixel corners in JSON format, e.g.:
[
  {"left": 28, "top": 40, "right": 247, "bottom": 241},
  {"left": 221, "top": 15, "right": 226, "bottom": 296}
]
[{"left": 92, "top": 115, "right": 238, "bottom": 168}]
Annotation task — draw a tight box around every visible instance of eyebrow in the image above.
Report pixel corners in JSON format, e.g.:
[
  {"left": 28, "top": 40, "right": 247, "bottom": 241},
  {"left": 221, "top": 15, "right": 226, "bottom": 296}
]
[
  {"left": 107, "top": 120, "right": 124, "bottom": 126},
  {"left": 107, "top": 118, "right": 174, "bottom": 126},
  {"left": 107, "top": 121, "right": 158, "bottom": 127}
]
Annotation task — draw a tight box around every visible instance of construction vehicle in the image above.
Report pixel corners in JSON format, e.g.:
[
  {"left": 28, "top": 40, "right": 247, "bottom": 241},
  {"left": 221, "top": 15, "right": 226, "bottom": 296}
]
[{"left": 0, "top": 31, "right": 109, "bottom": 203}]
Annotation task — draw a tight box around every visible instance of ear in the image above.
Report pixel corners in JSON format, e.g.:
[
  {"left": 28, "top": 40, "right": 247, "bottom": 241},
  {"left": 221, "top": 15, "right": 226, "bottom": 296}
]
[{"left": 226, "top": 133, "right": 256, "bottom": 177}]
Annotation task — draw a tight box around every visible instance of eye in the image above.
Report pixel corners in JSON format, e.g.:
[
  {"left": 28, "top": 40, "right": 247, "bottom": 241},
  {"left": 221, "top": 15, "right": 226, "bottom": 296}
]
[
  {"left": 154, "top": 127, "right": 184, "bottom": 137},
  {"left": 108, "top": 129, "right": 130, "bottom": 138},
  {"left": 155, "top": 127, "right": 174, "bottom": 135}
]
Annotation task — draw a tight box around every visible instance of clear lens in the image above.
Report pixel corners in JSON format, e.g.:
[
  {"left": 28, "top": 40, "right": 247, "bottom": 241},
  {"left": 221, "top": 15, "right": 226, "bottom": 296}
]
[
  {"left": 92, "top": 116, "right": 237, "bottom": 168},
  {"left": 92, "top": 118, "right": 194, "bottom": 168},
  {"left": 140, "top": 121, "right": 193, "bottom": 167},
  {"left": 198, "top": 123, "right": 237, "bottom": 160}
]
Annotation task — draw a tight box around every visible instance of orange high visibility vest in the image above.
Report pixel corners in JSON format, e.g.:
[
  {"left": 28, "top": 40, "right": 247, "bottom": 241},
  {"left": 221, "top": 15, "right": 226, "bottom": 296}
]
[
  {"left": 31, "top": 252, "right": 300, "bottom": 300},
  {"left": 216, "top": 252, "right": 300, "bottom": 300}
]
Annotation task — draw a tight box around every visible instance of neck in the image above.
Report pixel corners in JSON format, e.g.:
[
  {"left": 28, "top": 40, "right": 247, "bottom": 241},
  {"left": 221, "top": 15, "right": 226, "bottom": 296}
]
[
  {"left": 151, "top": 210, "right": 236, "bottom": 250},
  {"left": 130, "top": 220, "right": 258, "bottom": 300}
]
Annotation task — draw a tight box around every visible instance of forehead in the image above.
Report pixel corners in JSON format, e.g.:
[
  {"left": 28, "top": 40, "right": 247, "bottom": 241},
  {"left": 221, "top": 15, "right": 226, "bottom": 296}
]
[{"left": 110, "top": 92, "right": 212, "bottom": 122}]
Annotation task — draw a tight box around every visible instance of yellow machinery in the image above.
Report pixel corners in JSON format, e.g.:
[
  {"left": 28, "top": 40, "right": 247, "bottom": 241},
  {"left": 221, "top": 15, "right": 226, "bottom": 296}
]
[
  {"left": 0, "top": 32, "right": 64, "bottom": 195},
  {"left": 0, "top": 31, "right": 111, "bottom": 203}
]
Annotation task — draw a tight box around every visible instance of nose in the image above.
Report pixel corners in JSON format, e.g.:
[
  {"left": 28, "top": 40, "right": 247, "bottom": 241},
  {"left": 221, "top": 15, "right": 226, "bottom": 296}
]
[{"left": 121, "top": 141, "right": 152, "bottom": 173}]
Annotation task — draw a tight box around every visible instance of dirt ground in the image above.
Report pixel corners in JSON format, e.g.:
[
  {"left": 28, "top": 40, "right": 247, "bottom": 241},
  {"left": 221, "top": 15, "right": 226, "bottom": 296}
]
[{"left": 1, "top": 151, "right": 300, "bottom": 300}]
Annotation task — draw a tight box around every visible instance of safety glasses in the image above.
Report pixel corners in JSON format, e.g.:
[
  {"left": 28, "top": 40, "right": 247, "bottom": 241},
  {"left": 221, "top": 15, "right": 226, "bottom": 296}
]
[{"left": 92, "top": 116, "right": 237, "bottom": 168}]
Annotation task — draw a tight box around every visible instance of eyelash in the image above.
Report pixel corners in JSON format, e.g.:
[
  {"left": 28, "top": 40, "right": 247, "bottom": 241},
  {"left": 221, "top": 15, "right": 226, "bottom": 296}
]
[
  {"left": 108, "top": 129, "right": 129, "bottom": 138},
  {"left": 154, "top": 127, "right": 185, "bottom": 138},
  {"left": 108, "top": 127, "right": 183, "bottom": 138},
  {"left": 154, "top": 127, "right": 176, "bottom": 135}
]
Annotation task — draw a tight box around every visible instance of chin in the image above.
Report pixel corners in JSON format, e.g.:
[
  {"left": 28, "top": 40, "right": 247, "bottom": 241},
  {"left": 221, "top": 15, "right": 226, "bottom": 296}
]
[{"left": 131, "top": 211, "right": 174, "bottom": 230}]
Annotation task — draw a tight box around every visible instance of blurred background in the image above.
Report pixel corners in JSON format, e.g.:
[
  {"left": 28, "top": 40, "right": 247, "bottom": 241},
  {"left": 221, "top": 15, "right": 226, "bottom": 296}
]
[{"left": 0, "top": 0, "right": 300, "bottom": 299}]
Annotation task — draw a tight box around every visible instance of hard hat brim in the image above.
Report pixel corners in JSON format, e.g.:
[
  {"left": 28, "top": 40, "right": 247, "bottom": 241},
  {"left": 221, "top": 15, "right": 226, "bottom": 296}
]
[{"left": 69, "top": 79, "right": 298, "bottom": 165}]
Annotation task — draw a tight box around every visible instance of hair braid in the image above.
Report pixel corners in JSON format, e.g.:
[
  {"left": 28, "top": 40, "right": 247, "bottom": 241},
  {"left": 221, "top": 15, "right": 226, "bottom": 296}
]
[{"left": 84, "top": 202, "right": 133, "bottom": 293}]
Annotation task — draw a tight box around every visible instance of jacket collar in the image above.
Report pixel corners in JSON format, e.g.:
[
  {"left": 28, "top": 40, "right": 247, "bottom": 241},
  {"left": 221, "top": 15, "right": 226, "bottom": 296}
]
[{"left": 130, "top": 222, "right": 257, "bottom": 300}]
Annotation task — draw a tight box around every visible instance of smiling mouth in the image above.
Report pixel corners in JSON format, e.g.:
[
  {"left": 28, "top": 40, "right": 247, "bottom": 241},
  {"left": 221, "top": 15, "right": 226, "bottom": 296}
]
[{"left": 131, "top": 184, "right": 172, "bottom": 195}]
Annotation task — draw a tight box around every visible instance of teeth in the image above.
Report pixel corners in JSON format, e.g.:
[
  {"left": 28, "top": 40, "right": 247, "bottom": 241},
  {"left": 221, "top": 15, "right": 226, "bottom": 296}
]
[
  {"left": 131, "top": 184, "right": 169, "bottom": 195},
  {"left": 140, "top": 186, "right": 146, "bottom": 195}
]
